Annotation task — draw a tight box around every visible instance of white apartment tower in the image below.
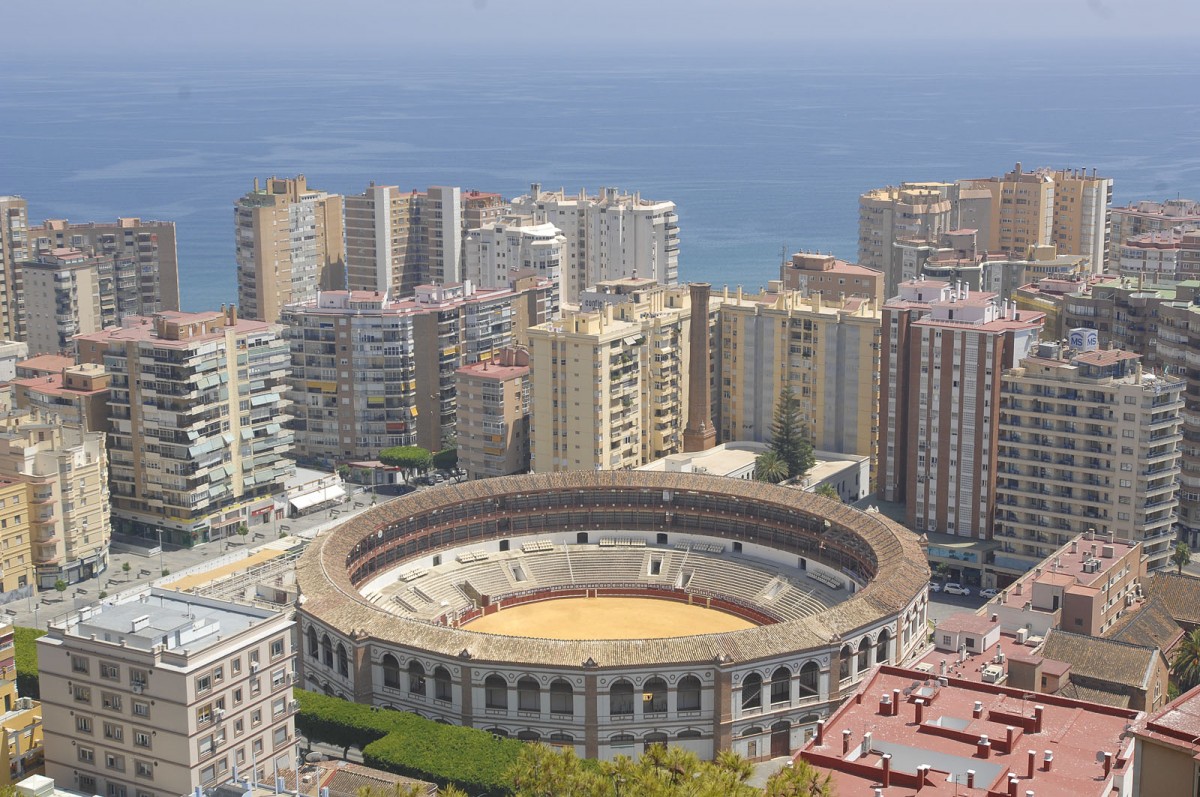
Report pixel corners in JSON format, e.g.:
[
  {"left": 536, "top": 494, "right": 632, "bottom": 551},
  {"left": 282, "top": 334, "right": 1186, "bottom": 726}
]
[
  {"left": 39, "top": 589, "right": 297, "bottom": 797},
  {"left": 464, "top": 214, "right": 566, "bottom": 291},
  {"left": 995, "top": 343, "right": 1183, "bottom": 575},
  {"left": 512, "top": 184, "right": 679, "bottom": 303}
]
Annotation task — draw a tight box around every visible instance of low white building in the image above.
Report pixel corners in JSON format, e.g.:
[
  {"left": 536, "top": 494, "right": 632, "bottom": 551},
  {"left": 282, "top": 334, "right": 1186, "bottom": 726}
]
[{"left": 464, "top": 214, "right": 566, "bottom": 293}]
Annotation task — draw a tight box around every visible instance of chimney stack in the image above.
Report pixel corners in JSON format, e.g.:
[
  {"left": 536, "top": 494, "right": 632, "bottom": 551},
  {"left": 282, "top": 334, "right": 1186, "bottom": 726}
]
[
  {"left": 881, "top": 753, "right": 892, "bottom": 788},
  {"left": 1043, "top": 750, "right": 1053, "bottom": 772},
  {"left": 977, "top": 735, "right": 991, "bottom": 759},
  {"left": 842, "top": 729, "right": 852, "bottom": 755},
  {"left": 914, "top": 698, "right": 925, "bottom": 725},
  {"left": 892, "top": 689, "right": 901, "bottom": 716},
  {"left": 1034, "top": 705, "right": 1044, "bottom": 734},
  {"left": 1008, "top": 773, "right": 1020, "bottom": 797},
  {"left": 1103, "top": 751, "right": 1113, "bottom": 777},
  {"left": 966, "top": 770, "right": 975, "bottom": 788},
  {"left": 973, "top": 700, "right": 984, "bottom": 719},
  {"left": 815, "top": 720, "right": 824, "bottom": 746},
  {"left": 1027, "top": 750, "right": 1037, "bottom": 779},
  {"left": 682, "top": 283, "right": 716, "bottom": 453}
]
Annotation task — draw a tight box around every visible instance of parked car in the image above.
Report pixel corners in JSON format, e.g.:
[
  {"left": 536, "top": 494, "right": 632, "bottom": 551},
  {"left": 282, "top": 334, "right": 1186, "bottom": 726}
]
[
  {"left": 929, "top": 582, "right": 941, "bottom": 593},
  {"left": 942, "top": 583, "right": 971, "bottom": 596},
  {"left": 979, "top": 587, "right": 999, "bottom": 599}
]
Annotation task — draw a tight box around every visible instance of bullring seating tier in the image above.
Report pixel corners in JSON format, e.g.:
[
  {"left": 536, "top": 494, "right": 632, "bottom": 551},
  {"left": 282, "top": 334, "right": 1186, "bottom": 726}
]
[{"left": 369, "top": 541, "right": 842, "bottom": 624}]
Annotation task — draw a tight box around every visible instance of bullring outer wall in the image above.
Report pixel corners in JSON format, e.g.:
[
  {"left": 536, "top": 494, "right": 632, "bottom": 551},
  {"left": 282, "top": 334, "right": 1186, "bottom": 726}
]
[{"left": 295, "top": 471, "right": 930, "bottom": 761}]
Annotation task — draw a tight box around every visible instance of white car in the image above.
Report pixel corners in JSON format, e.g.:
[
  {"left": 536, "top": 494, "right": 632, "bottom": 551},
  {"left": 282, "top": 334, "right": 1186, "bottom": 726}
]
[
  {"left": 979, "top": 587, "right": 999, "bottom": 599},
  {"left": 942, "top": 583, "right": 971, "bottom": 596},
  {"left": 928, "top": 582, "right": 942, "bottom": 593}
]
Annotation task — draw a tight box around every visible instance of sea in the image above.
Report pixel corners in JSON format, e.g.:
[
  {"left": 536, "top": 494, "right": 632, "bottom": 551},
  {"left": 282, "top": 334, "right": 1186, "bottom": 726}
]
[{"left": 2, "top": 45, "right": 1198, "bottom": 312}]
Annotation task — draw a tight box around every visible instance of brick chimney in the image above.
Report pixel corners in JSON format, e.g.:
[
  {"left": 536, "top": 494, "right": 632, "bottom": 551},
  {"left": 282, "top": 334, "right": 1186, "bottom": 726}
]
[{"left": 682, "top": 283, "right": 716, "bottom": 452}]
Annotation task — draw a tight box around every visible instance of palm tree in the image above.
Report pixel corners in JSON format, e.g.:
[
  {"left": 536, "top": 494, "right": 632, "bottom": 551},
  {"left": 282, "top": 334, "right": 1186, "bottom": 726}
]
[
  {"left": 755, "top": 450, "right": 790, "bottom": 484},
  {"left": 814, "top": 483, "right": 841, "bottom": 502},
  {"left": 1171, "top": 541, "right": 1192, "bottom": 574},
  {"left": 1174, "top": 628, "right": 1200, "bottom": 691}
]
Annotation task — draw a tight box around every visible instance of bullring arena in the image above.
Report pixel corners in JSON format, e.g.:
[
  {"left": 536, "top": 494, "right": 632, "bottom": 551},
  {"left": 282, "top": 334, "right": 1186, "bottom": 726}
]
[{"left": 295, "top": 471, "right": 930, "bottom": 761}]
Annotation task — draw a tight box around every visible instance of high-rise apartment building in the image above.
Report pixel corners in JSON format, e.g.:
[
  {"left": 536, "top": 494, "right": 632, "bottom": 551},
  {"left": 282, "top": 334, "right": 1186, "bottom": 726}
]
[
  {"left": 512, "top": 184, "right": 679, "bottom": 303},
  {"left": 1156, "top": 299, "right": 1200, "bottom": 549},
  {"left": 958, "top": 163, "right": 1112, "bottom": 271},
  {"left": 1118, "top": 230, "right": 1188, "bottom": 281},
  {"left": 461, "top": 190, "right": 509, "bottom": 234},
  {"left": 528, "top": 281, "right": 696, "bottom": 472},
  {"left": 455, "top": 348, "right": 531, "bottom": 480},
  {"left": 26, "top": 217, "right": 180, "bottom": 314},
  {"left": 39, "top": 588, "right": 297, "bottom": 797},
  {"left": 284, "top": 280, "right": 554, "bottom": 462},
  {"left": 779, "top": 251, "right": 883, "bottom": 304},
  {"left": 1109, "top": 198, "right": 1200, "bottom": 269},
  {"left": 424, "top": 186, "right": 462, "bottom": 285},
  {"left": 714, "top": 283, "right": 880, "bottom": 478},
  {"left": 0, "top": 197, "right": 29, "bottom": 340},
  {"left": 12, "top": 362, "right": 111, "bottom": 433},
  {"left": 1060, "top": 275, "right": 1177, "bottom": 366},
  {"left": 0, "top": 408, "right": 110, "bottom": 588},
  {"left": 76, "top": 308, "right": 293, "bottom": 546},
  {"left": 235, "top": 175, "right": 345, "bottom": 323},
  {"left": 878, "top": 279, "right": 1043, "bottom": 546},
  {"left": 344, "top": 183, "right": 421, "bottom": 297},
  {"left": 857, "top": 183, "right": 955, "bottom": 299},
  {"left": 19, "top": 248, "right": 110, "bottom": 355},
  {"left": 0, "top": 479, "right": 33, "bottom": 601},
  {"left": 464, "top": 214, "right": 566, "bottom": 291},
  {"left": 994, "top": 344, "right": 1183, "bottom": 576}
]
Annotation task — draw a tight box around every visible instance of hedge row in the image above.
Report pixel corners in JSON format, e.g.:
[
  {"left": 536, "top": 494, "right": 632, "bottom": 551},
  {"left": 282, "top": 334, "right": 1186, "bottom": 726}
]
[
  {"left": 14, "top": 626, "right": 45, "bottom": 699},
  {"left": 294, "top": 690, "right": 524, "bottom": 796}
]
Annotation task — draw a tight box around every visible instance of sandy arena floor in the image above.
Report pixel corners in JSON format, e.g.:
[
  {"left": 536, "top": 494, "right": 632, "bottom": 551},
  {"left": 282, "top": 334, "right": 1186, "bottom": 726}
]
[{"left": 462, "top": 596, "right": 757, "bottom": 640}]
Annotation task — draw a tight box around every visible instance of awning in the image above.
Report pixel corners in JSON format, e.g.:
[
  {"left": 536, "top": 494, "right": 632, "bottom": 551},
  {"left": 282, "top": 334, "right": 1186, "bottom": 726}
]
[{"left": 289, "top": 485, "right": 347, "bottom": 512}]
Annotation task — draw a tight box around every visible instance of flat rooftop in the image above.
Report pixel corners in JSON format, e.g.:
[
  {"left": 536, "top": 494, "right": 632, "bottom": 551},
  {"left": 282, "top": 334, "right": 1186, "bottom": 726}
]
[
  {"left": 993, "top": 536, "right": 1138, "bottom": 612},
  {"left": 800, "top": 665, "right": 1139, "bottom": 797},
  {"left": 52, "top": 588, "right": 278, "bottom": 654},
  {"left": 637, "top": 442, "right": 765, "bottom": 477}
]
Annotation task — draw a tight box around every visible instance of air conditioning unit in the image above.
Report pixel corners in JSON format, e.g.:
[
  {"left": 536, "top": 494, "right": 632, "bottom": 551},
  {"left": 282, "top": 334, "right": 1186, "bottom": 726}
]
[
  {"left": 1015, "top": 628, "right": 1030, "bottom": 645},
  {"left": 250, "top": 662, "right": 260, "bottom": 673},
  {"left": 214, "top": 708, "right": 226, "bottom": 720},
  {"left": 289, "top": 701, "right": 299, "bottom": 714},
  {"left": 131, "top": 684, "right": 144, "bottom": 694}
]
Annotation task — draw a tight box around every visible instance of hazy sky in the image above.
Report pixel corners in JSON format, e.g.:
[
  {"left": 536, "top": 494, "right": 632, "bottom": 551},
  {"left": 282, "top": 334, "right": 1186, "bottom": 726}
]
[{"left": 7, "top": 0, "right": 1199, "bottom": 59}]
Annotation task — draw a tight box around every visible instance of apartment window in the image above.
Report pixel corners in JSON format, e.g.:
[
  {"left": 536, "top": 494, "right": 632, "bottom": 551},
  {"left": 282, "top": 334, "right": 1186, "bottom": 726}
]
[
  {"left": 106, "top": 784, "right": 126, "bottom": 797},
  {"left": 250, "top": 650, "right": 260, "bottom": 666},
  {"left": 76, "top": 716, "right": 93, "bottom": 734},
  {"left": 213, "top": 665, "right": 224, "bottom": 684},
  {"left": 273, "top": 726, "right": 288, "bottom": 747},
  {"left": 231, "top": 658, "right": 242, "bottom": 675},
  {"left": 137, "top": 791, "right": 154, "bottom": 797},
  {"left": 79, "top": 776, "right": 96, "bottom": 793},
  {"left": 253, "top": 739, "right": 264, "bottom": 755},
  {"left": 1120, "top": 479, "right": 1132, "bottom": 488},
  {"left": 130, "top": 668, "right": 148, "bottom": 688},
  {"left": 79, "top": 747, "right": 95, "bottom": 764},
  {"left": 272, "top": 668, "right": 287, "bottom": 689},
  {"left": 73, "top": 685, "right": 92, "bottom": 703},
  {"left": 105, "top": 752, "right": 125, "bottom": 772},
  {"left": 197, "top": 703, "right": 214, "bottom": 725},
  {"left": 1122, "top": 429, "right": 1135, "bottom": 438},
  {"left": 1125, "top": 396, "right": 1137, "bottom": 404},
  {"left": 135, "top": 760, "right": 154, "bottom": 779},
  {"left": 132, "top": 700, "right": 150, "bottom": 718},
  {"left": 100, "top": 662, "right": 120, "bottom": 680},
  {"left": 270, "top": 637, "right": 285, "bottom": 658},
  {"left": 273, "top": 697, "right": 286, "bottom": 718},
  {"left": 102, "top": 692, "right": 122, "bottom": 712},
  {"left": 104, "top": 722, "right": 124, "bottom": 742},
  {"left": 196, "top": 674, "right": 212, "bottom": 693},
  {"left": 233, "top": 688, "right": 243, "bottom": 705},
  {"left": 251, "top": 708, "right": 262, "bottom": 727},
  {"left": 72, "top": 655, "right": 90, "bottom": 674},
  {"left": 234, "top": 719, "right": 244, "bottom": 737},
  {"left": 134, "top": 730, "right": 151, "bottom": 748},
  {"left": 251, "top": 678, "right": 261, "bottom": 696},
  {"left": 1119, "top": 512, "right": 1131, "bottom": 521}
]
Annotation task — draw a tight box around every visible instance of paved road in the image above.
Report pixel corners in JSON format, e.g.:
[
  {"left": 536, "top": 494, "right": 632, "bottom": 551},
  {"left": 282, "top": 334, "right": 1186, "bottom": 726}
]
[{"left": 927, "top": 590, "right": 990, "bottom": 624}]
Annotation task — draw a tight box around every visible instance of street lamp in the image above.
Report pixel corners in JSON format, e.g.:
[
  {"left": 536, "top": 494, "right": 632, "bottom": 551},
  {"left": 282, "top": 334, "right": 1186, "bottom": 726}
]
[{"left": 156, "top": 528, "right": 165, "bottom": 576}]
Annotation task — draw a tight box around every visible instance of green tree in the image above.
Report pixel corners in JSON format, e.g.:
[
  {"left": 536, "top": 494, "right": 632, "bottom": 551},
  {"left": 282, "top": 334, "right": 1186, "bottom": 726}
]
[
  {"left": 814, "top": 483, "right": 841, "bottom": 502},
  {"left": 1172, "top": 541, "right": 1192, "bottom": 575},
  {"left": 237, "top": 522, "right": 250, "bottom": 545},
  {"left": 379, "top": 446, "right": 433, "bottom": 484},
  {"left": 14, "top": 626, "right": 45, "bottom": 698},
  {"left": 768, "top": 386, "right": 815, "bottom": 480},
  {"left": 122, "top": 561, "right": 132, "bottom": 579},
  {"left": 54, "top": 579, "right": 68, "bottom": 600},
  {"left": 713, "top": 750, "right": 753, "bottom": 784},
  {"left": 755, "top": 450, "right": 790, "bottom": 484},
  {"left": 762, "top": 758, "right": 835, "bottom": 796},
  {"left": 1173, "top": 628, "right": 1200, "bottom": 691},
  {"left": 432, "top": 448, "right": 458, "bottom": 472}
]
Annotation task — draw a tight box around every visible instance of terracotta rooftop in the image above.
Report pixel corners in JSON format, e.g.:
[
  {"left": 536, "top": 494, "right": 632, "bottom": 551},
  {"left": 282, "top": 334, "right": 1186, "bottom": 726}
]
[
  {"left": 1105, "top": 596, "right": 1185, "bottom": 654},
  {"left": 937, "top": 614, "right": 1000, "bottom": 636},
  {"left": 1071, "top": 348, "right": 1142, "bottom": 368},
  {"left": 1132, "top": 684, "right": 1200, "bottom": 757},
  {"left": 1144, "top": 571, "right": 1200, "bottom": 628},
  {"left": 1041, "top": 629, "right": 1160, "bottom": 692},
  {"left": 799, "top": 664, "right": 1140, "bottom": 797},
  {"left": 15, "top": 354, "right": 76, "bottom": 377}
]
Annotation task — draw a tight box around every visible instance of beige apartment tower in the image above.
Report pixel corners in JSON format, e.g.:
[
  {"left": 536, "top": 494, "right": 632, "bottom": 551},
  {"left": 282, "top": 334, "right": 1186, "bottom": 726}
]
[
  {"left": 0, "top": 408, "right": 110, "bottom": 588},
  {"left": 528, "top": 280, "right": 694, "bottom": 472},
  {"left": 235, "top": 175, "right": 345, "bottom": 322},
  {"left": 39, "top": 589, "right": 297, "bottom": 797},
  {"left": 76, "top": 308, "right": 293, "bottom": 546},
  {"left": 857, "top": 183, "right": 954, "bottom": 299},
  {"left": 0, "top": 197, "right": 29, "bottom": 340},
  {"left": 455, "top": 348, "right": 531, "bottom": 479},
  {"left": 995, "top": 344, "right": 1183, "bottom": 575},
  {"left": 715, "top": 283, "right": 881, "bottom": 478},
  {"left": 20, "top": 248, "right": 109, "bottom": 355},
  {"left": 26, "top": 217, "right": 180, "bottom": 314}
]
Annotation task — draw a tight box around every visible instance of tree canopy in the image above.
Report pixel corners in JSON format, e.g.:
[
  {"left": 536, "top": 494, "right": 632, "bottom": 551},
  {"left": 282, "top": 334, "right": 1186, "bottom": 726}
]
[
  {"left": 1171, "top": 542, "right": 1192, "bottom": 575},
  {"left": 1173, "top": 628, "right": 1200, "bottom": 692},
  {"left": 507, "top": 744, "right": 833, "bottom": 797},
  {"left": 379, "top": 446, "right": 433, "bottom": 481},
  {"left": 767, "top": 386, "right": 815, "bottom": 481},
  {"left": 754, "top": 450, "right": 790, "bottom": 484}
]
